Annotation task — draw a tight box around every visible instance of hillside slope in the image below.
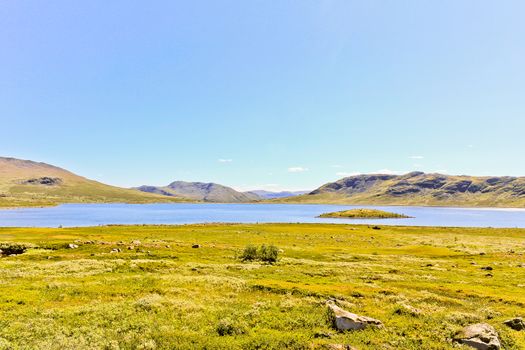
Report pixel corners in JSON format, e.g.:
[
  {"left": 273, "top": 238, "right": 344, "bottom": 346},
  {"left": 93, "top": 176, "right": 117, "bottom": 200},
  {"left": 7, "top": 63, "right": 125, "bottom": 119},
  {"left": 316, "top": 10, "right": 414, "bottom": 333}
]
[
  {"left": 136, "top": 181, "right": 260, "bottom": 203},
  {"left": 0, "top": 157, "right": 184, "bottom": 207},
  {"left": 246, "top": 190, "right": 309, "bottom": 199},
  {"left": 277, "top": 172, "right": 525, "bottom": 207}
]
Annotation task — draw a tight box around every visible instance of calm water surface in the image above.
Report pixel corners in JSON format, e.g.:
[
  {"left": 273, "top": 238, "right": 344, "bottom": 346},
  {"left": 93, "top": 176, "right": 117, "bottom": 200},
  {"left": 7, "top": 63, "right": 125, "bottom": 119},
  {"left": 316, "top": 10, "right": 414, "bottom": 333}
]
[{"left": 0, "top": 203, "right": 525, "bottom": 228}]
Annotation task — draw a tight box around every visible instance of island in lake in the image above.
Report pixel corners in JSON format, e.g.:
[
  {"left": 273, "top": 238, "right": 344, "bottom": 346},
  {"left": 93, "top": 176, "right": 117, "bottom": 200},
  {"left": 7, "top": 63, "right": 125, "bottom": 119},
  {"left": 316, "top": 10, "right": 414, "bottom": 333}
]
[{"left": 318, "top": 208, "right": 412, "bottom": 219}]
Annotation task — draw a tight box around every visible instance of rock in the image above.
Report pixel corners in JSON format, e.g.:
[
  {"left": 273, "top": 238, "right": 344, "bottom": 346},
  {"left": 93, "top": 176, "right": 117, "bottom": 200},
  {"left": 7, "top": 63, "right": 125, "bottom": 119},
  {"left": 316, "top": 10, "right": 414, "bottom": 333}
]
[
  {"left": 67, "top": 244, "right": 79, "bottom": 249},
  {"left": 192, "top": 244, "right": 200, "bottom": 248},
  {"left": 503, "top": 317, "right": 525, "bottom": 331},
  {"left": 110, "top": 248, "right": 121, "bottom": 253},
  {"left": 481, "top": 266, "right": 493, "bottom": 271},
  {"left": 313, "top": 331, "right": 333, "bottom": 339},
  {"left": 394, "top": 304, "right": 421, "bottom": 316},
  {"left": 127, "top": 246, "right": 134, "bottom": 250},
  {"left": 132, "top": 240, "right": 141, "bottom": 245},
  {"left": 327, "top": 301, "right": 383, "bottom": 331},
  {"left": 455, "top": 323, "right": 501, "bottom": 350},
  {"left": 324, "top": 345, "right": 358, "bottom": 350}
]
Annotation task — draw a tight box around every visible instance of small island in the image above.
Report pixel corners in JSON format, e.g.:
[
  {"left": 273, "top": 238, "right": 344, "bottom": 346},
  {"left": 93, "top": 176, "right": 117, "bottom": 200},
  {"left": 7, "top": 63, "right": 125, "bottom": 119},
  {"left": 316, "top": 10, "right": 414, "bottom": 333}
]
[{"left": 318, "top": 208, "right": 412, "bottom": 219}]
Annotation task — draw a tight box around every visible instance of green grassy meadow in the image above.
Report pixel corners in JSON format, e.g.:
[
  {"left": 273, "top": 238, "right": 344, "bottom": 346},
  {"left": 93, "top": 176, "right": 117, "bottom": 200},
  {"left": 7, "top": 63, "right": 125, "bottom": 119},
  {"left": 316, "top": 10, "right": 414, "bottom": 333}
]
[{"left": 0, "top": 224, "right": 524, "bottom": 349}]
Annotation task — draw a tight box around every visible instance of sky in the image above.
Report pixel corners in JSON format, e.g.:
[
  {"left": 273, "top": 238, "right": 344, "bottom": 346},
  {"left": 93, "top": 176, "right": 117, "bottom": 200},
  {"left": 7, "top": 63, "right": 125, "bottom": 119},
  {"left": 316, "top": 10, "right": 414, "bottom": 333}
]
[{"left": 1, "top": 1, "right": 524, "bottom": 192}]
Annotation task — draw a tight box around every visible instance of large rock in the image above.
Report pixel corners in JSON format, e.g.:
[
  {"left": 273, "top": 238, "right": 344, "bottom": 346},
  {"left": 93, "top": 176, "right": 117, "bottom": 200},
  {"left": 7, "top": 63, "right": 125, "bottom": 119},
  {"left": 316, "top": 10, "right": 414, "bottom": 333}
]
[
  {"left": 455, "top": 323, "right": 500, "bottom": 350},
  {"left": 327, "top": 301, "right": 383, "bottom": 331},
  {"left": 503, "top": 317, "right": 525, "bottom": 331}
]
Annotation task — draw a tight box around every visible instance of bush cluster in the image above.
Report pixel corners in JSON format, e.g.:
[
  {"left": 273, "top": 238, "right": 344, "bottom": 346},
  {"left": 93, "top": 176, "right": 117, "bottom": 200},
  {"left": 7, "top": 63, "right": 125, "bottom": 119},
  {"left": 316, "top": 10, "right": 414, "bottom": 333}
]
[
  {"left": 240, "top": 244, "right": 279, "bottom": 263},
  {"left": 0, "top": 243, "right": 28, "bottom": 256}
]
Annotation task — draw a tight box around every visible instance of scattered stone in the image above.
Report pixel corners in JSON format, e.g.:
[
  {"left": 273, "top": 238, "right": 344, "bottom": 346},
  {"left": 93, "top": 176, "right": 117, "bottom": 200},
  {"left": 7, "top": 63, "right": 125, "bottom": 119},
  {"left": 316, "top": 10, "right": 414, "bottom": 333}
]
[
  {"left": 326, "top": 301, "right": 383, "bottom": 331},
  {"left": 371, "top": 226, "right": 381, "bottom": 230},
  {"left": 485, "top": 273, "right": 493, "bottom": 278},
  {"left": 132, "top": 240, "right": 141, "bottom": 245},
  {"left": 426, "top": 263, "right": 433, "bottom": 267},
  {"left": 455, "top": 323, "right": 501, "bottom": 350},
  {"left": 313, "top": 331, "right": 333, "bottom": 339},
  {"left": 84, "top": 240, "right": 95, "bottom": 244},
  {"left": 127, "top": 246, "right": 134, "bottom": 250},
  {"left": 479, "top": 252, "right": 486, "bottom": 255},
  {"left": 67, "top": 244, "right": 79, "bottom": 249},
  {"left": 324, "top": 345, "right": 358, "bottom": 350},
  {"left": 192, "top": 244, "right": 200, "bottom": 248},
  {"left": 110, "top": 248, "right": 121, "bottom": 253},
  {"left": 481, "top": 266, "right": 493, "bottom": 271},
  {"left": 394, "top": 304, "right": 422, "bottom": 317},
  {"left": 165, "top": 245, "right": 171, "bottom": 248},
  {"left": 503, "top": 317, "right": 525, "bottom": 331}
]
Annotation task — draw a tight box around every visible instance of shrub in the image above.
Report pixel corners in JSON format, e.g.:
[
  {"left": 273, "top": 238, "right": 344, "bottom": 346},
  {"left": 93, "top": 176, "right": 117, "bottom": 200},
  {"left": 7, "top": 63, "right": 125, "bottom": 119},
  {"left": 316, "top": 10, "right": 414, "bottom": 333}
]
[
  {"left": 240, "top": 244, "right": 280, "bottom": 263},
  {"left": 216, "top": 318, "right": 246, "bottom": 336},
  {"left": 259, "top": 244, "right": 279, "bottom": 263},
  {"left": 240, "top": 245, "right": 258, "bottom": 261},
  {"left": 0, "top": 243, "right": 28, "bottom": 256}
]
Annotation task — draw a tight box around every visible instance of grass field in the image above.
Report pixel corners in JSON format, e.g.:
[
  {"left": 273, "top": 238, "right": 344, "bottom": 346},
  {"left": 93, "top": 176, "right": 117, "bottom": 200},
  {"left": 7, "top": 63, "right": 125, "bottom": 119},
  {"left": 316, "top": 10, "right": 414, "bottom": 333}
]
[{"left": 0, "top": 223, "right": 524, "bottom": 349}]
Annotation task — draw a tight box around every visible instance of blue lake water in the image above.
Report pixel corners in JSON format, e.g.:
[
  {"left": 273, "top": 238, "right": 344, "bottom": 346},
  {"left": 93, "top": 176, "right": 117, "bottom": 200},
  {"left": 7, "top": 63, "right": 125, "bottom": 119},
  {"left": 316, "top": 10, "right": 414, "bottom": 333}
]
[{"left": 0, "top": 203, "right": 525, "bottom": 228}]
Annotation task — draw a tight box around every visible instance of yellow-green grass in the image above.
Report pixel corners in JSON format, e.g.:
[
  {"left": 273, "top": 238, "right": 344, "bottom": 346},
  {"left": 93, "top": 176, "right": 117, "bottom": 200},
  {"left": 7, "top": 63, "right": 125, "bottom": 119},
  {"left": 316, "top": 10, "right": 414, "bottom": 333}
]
[
  {"left": 0, "top": 224, "right": 524, "bottom": 349},
  {"left": 318, "top": 208, "right": 411, "bottom": 219}
]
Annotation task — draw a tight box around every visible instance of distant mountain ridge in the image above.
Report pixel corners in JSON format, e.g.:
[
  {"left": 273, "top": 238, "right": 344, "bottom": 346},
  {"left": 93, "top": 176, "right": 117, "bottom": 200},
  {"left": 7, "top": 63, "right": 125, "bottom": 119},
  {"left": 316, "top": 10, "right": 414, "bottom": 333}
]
[
  {"left": 247, "top": 190, "right": 309, "bottom": 199},
  {"left": 136, "top": 181, "right": 260, "bottom": 203},
  {"left": 278, "top": 172, "right": 525, "bottom": 207},
  {"left": 0, "top": 157, "right": 184, "bottom": 207}
]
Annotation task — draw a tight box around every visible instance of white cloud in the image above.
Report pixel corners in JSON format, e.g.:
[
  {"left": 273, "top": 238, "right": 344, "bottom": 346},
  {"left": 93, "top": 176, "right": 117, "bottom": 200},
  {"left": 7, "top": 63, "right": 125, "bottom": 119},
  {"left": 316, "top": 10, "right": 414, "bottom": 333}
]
[
  {"left": 288, "top": 166, "right": 308, "bottom": 173},
  {"left": 218, "top": 159, "right": 233, "bottom": 163},
  {"left": 331, "top": 164, "right": 343, "bottom": 168},
  {"left": 336, "top": 171, "right": 361, "bottom": 177},
  {"left": 409, "top": 155, "right": 424, "bottom": 159},
  {"left": 373, "top": 169, "right": 403, "bottom": 175}
]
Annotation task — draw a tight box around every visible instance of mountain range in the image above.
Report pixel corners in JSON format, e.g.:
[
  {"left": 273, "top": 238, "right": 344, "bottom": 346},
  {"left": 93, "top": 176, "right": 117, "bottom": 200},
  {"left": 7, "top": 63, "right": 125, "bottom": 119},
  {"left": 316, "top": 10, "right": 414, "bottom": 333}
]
[
  {"left": 2, "top": 156, "right": 525, "bottom": 208},
  {"left": 0, "top": 157, "right": 184, "bottom": 207},
  {"left": 277, "top": 171, "right": 525, "bottom": 207},
  {"left": 135, "top": 181, "right": 260, "bottom": 203},
  {"left": 247, "top": 190, "right": 310, "bottom": 199}
]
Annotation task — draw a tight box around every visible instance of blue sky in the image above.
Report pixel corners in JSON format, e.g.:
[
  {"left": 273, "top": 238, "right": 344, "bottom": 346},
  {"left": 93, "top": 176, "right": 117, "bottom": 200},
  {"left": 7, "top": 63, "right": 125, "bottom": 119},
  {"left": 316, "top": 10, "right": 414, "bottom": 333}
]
[{"left": 1, "top": 1, "right": 524, "bottom": 191}]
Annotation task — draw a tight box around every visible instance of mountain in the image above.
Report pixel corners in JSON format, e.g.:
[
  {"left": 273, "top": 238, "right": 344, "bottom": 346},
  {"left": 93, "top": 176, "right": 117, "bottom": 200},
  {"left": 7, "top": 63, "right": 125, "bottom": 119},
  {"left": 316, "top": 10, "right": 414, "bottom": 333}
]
[
  {"left": 277, "top": 172, "right": 525, "bottom": 207},
  {"left": 0, "top": 157, "right": 184, "bottom": 207},
  {"left": 136, "top": 181, "right": 261, "bottom": 203},
  {"left": 247, "top": 190, "right": 310, "bottom": 199}
]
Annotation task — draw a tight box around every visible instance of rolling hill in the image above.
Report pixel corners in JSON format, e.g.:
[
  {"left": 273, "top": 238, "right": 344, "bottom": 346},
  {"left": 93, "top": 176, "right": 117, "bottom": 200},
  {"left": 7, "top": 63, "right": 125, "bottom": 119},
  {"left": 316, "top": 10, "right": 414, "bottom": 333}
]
[
  {"left": 277, "top": 172, "right": 525, "bottom": 207},
  {"left": 246, "top": 190, "right": 309, "bottom": 199},
  {"left": 0, "top": 157, "right": 185, "bottom": 207},
  {"left": 135, "top": 181, "right": 261, "bottom": 203}
]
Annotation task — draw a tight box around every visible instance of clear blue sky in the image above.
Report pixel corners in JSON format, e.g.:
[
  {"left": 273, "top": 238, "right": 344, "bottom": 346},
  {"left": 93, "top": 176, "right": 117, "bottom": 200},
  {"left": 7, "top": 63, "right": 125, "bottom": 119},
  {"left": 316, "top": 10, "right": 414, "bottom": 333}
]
[{"left": 1, "top": 1, "right": 524, "bottom": 191}]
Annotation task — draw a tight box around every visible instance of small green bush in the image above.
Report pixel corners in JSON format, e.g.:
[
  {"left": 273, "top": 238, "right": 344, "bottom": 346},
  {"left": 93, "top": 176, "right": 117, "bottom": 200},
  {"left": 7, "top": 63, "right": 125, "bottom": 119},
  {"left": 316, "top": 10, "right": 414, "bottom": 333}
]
[
  {"left": 240, "top": 245, "right": 258, "bottom": 261},
  {"left": 216, "top": 318, "right": 246, "bottom": 336},
  {"left": 240, "top": 244, "right": 279, "bottom": 263},
  {"left": 0, "top": 243, "right": 28, "bottom": 256},
  {"left": 259, "top": 244, "right": 279, "bottom": 263}
]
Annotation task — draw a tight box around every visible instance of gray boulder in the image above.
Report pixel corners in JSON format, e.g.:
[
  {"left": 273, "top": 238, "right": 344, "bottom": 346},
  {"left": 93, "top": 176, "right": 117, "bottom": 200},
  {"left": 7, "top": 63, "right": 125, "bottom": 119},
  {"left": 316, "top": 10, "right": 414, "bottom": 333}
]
[
  {"left": 327, "top": 301, "right": 383, "bottom": 331},
  {"left": 67, "top": 244, "right": 79, "bottom": 249},
  {"left": 503, "top": 317, "right": 525, "bottom": 331},
  {"left": 455, "top": 323, "right": 500, "bottom": 350}
]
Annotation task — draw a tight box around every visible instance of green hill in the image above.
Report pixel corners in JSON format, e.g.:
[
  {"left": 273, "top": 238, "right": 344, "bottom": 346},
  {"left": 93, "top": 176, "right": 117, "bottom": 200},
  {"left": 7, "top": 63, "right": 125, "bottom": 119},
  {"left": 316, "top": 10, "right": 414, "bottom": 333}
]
[
  {"left": 135, "top": 181, "right": 261, "bottom": 203},
  {"left": 0, "top": 157, "right": 185, "bottom": 208},
  {"left": 277, "top": 172, "right": 525, "bottom": 207}
]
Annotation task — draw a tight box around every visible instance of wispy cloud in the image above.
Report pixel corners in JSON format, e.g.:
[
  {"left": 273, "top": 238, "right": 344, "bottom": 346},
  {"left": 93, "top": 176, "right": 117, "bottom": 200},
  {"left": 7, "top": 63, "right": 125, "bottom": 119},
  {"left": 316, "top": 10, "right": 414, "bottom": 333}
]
[
  {"left": 374, "top": 169, "right": 403, "bottom": 175},
  {"left": 409, "top": 155, "right": 424, "bottom": 159},
  {"left": 336, "top": 171, "right": 361, "bottom": 177},
  {"left": 218, "top": 158, "right": 233, "bottom": 163},
  {"left": 288, "top": 166, "right": 308, "bottom": 173}
]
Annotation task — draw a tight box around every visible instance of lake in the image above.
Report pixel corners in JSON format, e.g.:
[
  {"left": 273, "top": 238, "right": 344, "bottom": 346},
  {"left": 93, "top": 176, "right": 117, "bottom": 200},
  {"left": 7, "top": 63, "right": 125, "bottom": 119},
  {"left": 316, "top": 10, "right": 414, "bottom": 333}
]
[{"left": 0, "top": 203, "right": 525, "bottom": 228}]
